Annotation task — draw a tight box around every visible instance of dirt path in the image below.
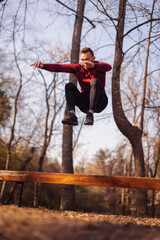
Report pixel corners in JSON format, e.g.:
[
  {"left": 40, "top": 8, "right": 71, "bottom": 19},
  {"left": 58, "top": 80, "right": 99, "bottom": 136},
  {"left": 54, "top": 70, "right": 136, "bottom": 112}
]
[{"left": 1, "top": 205, "right": 160, "bottom": 240}]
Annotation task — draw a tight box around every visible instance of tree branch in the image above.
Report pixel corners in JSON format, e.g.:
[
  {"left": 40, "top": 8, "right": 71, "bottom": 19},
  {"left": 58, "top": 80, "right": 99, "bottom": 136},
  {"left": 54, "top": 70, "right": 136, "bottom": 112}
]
[
  {"left": 124, "top": 34, "right": 160, "bottom": 55},
  {"left": 124, "top": 18, "right": 160, "bottom": 38},
  {"left": 56, "top": 0, "right": 96, "bottom": 28}
]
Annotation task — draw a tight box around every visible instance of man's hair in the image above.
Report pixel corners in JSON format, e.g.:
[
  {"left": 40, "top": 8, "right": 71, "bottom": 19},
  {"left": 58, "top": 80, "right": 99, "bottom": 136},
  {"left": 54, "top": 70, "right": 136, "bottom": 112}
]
[{"left": 80, "top": 47, "right": 94, "bottom": 56}]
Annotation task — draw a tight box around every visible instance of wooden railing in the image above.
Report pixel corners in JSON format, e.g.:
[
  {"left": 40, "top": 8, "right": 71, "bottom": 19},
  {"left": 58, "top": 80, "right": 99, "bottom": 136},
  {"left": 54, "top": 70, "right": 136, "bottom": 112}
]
[{"left": 0, "top": 170, "right": 160, "bottom": 190}]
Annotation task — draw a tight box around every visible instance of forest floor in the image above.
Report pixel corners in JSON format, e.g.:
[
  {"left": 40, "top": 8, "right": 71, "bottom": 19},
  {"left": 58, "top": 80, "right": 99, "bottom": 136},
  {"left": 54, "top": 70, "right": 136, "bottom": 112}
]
[{"left": 1, "top": 205, "right": 160, "bottom": 240}]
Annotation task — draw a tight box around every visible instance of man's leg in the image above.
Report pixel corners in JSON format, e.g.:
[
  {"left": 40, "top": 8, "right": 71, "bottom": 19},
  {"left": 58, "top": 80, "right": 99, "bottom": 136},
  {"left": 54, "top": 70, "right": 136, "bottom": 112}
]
[
  {"left": 62, "top": 82, "right": 79, "bottom": 125},
  {"left": 84, "top": 79, "right": 101, "bottom": 125},
  {"left": 84, "top": 79, "right": 108, "bottom": 125},
  {"left": 64, "top": 82, "right": 90, "bottom": 113}
]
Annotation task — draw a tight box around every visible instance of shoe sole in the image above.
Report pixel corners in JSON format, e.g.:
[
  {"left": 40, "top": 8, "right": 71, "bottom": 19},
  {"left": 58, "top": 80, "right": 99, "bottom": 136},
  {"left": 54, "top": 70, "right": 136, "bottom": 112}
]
[
  {"left": 61, "top": 120, "right": 78, "bottom": 126},
  {"left": 84, "top": 121, "right": 93, "bottom": 125}
]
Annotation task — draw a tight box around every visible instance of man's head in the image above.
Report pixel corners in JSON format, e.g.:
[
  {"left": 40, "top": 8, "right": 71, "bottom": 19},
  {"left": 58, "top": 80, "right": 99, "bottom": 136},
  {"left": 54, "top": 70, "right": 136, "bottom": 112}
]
[{"left": 80, "top": 47, "right": 95, "bottom": 63}]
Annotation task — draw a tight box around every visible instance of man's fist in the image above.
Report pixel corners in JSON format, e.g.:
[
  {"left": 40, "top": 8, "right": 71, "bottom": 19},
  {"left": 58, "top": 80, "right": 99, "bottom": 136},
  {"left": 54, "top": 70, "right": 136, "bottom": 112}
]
[
  {"left": 31, "top": 61, "right": 44, "bottom": 69},
  {"left": 81, "top": 61, "right": 94, "bottom": 69}
]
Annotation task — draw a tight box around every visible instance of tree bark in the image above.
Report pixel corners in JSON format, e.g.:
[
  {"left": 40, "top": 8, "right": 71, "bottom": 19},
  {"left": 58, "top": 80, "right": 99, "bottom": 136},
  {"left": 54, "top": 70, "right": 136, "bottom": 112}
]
[
  {"left": 111, "top": 0, "right": 148, "bottom": 215},
  {"left": 60, "top": 0, "right": 86, "bottom": 210}
]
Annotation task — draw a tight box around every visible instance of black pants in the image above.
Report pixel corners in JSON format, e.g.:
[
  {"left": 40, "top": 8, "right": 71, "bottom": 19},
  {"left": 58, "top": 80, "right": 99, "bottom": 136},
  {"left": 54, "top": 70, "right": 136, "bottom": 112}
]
[{"left": 65, "top": 79, "right": 108, "bottom": 114}]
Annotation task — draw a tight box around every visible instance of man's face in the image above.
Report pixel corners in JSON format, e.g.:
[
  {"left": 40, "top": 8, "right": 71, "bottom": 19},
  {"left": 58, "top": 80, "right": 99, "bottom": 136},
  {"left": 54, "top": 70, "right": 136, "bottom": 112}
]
[{"left": 80, "top": 52, "right": 95, "bottom": 64}]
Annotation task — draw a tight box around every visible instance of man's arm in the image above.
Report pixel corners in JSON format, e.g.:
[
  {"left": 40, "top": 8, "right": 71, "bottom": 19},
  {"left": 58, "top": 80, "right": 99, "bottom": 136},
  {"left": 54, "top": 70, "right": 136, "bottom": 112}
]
[
  {"left": 94, "top": 62, "right": 112, "bottom": 72},
  {"left": 31, "top": 61, "right": 77, "bottom": 73},
  {"left": 31, "top": 61, "right": 44, "bottom": 68}
]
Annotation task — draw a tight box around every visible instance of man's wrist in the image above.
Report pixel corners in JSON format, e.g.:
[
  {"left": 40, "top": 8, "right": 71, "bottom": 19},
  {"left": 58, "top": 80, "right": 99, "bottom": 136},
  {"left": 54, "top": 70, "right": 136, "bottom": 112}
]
[{"left": 87, "top": 61, "right": 94, "bottom": 68}]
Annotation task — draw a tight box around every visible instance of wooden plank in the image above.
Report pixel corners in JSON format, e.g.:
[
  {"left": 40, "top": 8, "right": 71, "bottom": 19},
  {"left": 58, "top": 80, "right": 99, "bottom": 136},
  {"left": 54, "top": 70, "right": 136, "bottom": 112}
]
[{"left": 0, "top": 170, "right": 160, "bottom": 190}]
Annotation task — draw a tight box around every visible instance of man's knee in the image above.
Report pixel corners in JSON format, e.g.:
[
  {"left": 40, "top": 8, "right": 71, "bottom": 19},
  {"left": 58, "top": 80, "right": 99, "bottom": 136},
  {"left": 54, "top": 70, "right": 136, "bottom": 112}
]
[
  {"left": 65, "top": 82, "right": 76, "bottom": 91},
  {"left": 90, "top": 79, "right": 99, "bottom": 87}
]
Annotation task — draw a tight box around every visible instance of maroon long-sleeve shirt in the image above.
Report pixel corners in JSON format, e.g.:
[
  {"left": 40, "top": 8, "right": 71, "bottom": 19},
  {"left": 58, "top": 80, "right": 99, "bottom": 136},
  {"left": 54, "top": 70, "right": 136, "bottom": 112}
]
[{"left": 43, "top": 61, "right": 112, "bottom": 92}]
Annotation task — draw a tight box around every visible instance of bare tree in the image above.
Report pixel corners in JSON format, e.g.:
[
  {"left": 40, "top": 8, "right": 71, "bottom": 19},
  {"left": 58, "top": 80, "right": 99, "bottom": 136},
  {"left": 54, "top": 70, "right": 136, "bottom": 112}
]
[
  {"left": 34, "top": 69, "right": 65, "bottom": 207},
  {"left": 140, "top": 0, "right": 157, "bottom": 132},
  {"left": 0, "top": 30, "right": 23, "bottom": 203},
  {"left": 60, "top": 0, "right": 86, "bottom": 211},
  {"left": 111, "top": 0, "right": 148, "bottom": 215}
]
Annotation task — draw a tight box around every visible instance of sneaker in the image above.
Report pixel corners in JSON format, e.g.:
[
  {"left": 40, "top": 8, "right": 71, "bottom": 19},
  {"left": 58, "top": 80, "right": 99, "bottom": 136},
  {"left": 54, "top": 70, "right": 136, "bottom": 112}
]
[
  {"left": 84, "top": 112, "right": 94, "bottom": 125},
  {"left": 61, "top": 112, "right": 78, "bottom": 126}
]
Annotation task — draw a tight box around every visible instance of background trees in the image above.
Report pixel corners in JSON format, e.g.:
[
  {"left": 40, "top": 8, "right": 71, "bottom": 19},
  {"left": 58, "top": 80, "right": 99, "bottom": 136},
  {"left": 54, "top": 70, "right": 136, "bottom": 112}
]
[{"left": 0, "top": 0, "right": 160, "bottom": 216}]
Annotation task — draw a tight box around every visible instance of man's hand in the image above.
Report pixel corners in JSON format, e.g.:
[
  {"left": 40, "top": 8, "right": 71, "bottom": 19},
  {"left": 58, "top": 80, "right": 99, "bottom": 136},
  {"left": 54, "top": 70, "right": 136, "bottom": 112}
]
[
  {"left": 31, "top": 61, "right": 44, "bottom": 69},
  {"left": 81, "top": 61, "right": 94, "bottom": 69}
]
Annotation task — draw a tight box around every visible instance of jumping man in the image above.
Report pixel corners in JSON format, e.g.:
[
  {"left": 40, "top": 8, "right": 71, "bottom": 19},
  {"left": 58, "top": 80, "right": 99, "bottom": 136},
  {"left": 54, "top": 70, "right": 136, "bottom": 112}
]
[{"left": 31, "top": 47, "right": 112, "bottom": 126}]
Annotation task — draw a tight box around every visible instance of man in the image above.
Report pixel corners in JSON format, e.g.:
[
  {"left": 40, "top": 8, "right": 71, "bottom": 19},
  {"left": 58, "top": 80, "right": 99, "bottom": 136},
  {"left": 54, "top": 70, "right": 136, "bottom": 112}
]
[{"left": 31, "top": 47, "right": 112, "bottom": 125}]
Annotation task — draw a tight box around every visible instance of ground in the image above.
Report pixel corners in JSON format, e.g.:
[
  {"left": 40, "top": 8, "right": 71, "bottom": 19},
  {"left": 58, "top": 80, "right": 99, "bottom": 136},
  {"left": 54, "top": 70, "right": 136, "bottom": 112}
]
[{"left": 1, "top": 205, "right": 160, "bottom": 240}]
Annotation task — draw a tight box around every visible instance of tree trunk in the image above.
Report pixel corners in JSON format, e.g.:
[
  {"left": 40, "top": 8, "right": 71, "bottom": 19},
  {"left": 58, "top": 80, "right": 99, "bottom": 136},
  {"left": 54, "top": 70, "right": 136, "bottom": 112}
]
[
  {"left": 61, "top": 0, "right": 86, "bottom": 210},
  {"left": 0, "top": 145, "right": 12, "bottom": 203},
  {"left": 111, "top": 0, "right": 148, "bottom": 215}
]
